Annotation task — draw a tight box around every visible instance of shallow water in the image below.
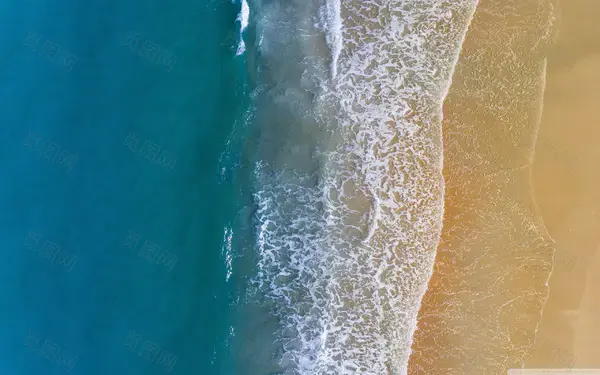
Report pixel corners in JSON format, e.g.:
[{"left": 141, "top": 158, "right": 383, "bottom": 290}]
[{"left": 233, "top": 0, "right": 477, "bottom": 373}]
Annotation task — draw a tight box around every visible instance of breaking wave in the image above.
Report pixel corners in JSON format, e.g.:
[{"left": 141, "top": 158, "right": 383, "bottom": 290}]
[{"left": 236, "top": 0, "right": 250, "bottom": 56}]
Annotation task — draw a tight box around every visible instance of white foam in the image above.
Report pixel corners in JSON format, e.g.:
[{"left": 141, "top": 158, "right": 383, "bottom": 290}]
[
  {"left": 236, "top": 0, "right": 250, "bottom": 56},
  {"left": 222, "top": 226, "right": 233, "bottom": 282},
  {"left": 239, "top": 0, "right": 249, "bottom": 32},
  {"left": 321, "top": 0, "right": 343, "bottom": 78},
  {"left": 250, "top": 0, "right": 479, "bottom": 373}
]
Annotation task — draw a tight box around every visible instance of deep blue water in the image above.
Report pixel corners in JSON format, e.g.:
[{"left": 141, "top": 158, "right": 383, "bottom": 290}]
[{"left": 0, "top": 0, "right": 247, "bottom": 374}]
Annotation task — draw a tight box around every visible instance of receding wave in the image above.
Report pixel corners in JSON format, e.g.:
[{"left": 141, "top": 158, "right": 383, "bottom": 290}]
[{"left": 243, "top": 0, "right": 478, "bottom": 373}]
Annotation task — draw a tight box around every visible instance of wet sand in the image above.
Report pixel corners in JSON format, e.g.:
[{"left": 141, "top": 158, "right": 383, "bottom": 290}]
[
  {"left": 526, "top": 0, "right": 600, "bottom": 369},
  {"left": 407, "top": 0, "right": 600, "bottom": 373},
  {"left": 408, "top": 0, "right": 557, "bottom": 373}
]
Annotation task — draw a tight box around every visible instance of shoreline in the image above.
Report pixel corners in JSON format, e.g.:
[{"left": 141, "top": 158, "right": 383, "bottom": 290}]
[{"left": 408, "top": 0, "right": 556, "bottom": 373}]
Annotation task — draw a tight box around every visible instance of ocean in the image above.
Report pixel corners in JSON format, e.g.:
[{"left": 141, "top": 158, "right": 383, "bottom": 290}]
[
  {"left": 0, "top": 0, "right": 478, "bottom": 374},
  {"left": 0, "top": 0, "right": 244, "bottom": 374}
]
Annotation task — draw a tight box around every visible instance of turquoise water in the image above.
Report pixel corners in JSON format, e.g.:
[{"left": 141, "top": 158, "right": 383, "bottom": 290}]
[{"left": 0, "top": 0, "right": 246, "bottom": 374}]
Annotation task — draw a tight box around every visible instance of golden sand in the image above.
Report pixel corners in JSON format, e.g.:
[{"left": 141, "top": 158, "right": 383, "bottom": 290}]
[
  {"left": 407, "top": 0, "right": 600, "bottom": 372},
  {"left": 408, "top": 0, "right": 558, "bottom": 373},
  {"left": 526, "top": 0, "right": 600, "bottom": 369}
]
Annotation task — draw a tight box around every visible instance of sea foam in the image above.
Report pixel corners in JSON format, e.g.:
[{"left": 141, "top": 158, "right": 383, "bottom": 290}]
[
  {"left": 236, "top": 0, "right": 250, "bottom": 56},
  {"left": 246, "top": 0, "right": 478, "bottom": 373},
  {"left": 320, "top": 0, "right": 342, "bottom": 78}
]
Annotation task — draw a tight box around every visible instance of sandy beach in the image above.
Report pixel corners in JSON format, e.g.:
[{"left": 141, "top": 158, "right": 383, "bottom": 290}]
[
  {"left": 407, "top": 0, "right": 600, "bottom": 373},
  {"left": 526, "top": 0, "right": 600, "bottom": 369},
  {"left": 408, "top": 0, "right": 557, "bottom": 373}
]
